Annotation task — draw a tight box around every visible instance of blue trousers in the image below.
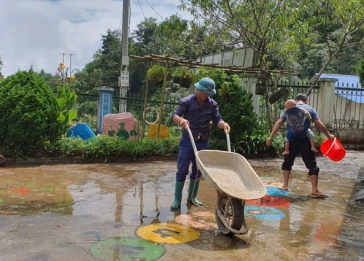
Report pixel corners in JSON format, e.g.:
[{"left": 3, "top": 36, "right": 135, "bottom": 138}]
[{"left": 176, "top": 136, "right": 209, "bottom": 181}]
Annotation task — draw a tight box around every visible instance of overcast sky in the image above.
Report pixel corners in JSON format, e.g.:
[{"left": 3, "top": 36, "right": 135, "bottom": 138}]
[{"left": 0, "top": 0, "right": 192, "bottom": 77}]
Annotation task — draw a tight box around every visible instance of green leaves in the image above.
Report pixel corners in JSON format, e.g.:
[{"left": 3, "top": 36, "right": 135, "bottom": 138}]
[
  {"left": 0, "top": 69, "right": 63, "bottom": 157},
  {"left": 357, "top": 59, "right": 364, "bottom": 87},
  {"left": 53, "top": 136, "right": 180, "bottom": 160},
  {"left": 56, "top": 84, "right": 77, "bottom": 136}
]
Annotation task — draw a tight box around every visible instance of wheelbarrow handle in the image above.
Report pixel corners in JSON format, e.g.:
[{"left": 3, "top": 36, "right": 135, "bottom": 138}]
[
  {"left": 186, "top": 127, "right": 198, "bottom": 154},
  {"left": 186, "top": 127, "right": 231, "bottom": 153},
  {"left": 226, "top": 132, "right": 231, "bottom": 152}
]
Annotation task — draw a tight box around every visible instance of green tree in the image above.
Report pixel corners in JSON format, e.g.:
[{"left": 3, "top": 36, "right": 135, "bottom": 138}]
[
  {"left": 0, "top": 55, "right": 3, "bottom": 80},
  {"left": 180, "top": 0, "right": 308, "bottom": 70},
  {"left": 73, "top": 15, "right": 220, "bottom": 99},
  {"left": 302, "top": 0, "right": 364, "bottom": 95},
  {"left": 74, "top": 29, "right": 122, "bottom": 95},
  {"left": 129, "top": 15, "right": 219, "bottom": 93},
  {"left": 73, "top": 30, "right": 121, "bottom": 118},
  {"left": 180, "top": 0, "right": 364, "bottom": 129},
  {"left": 0, "top": 69, "right": 64, "bottom": 157},
  {"left": 39, "top": 69, "right": 61, "bottom": 91},
  {"left": 212, "top": 75, "right": 259, "bottom": 141},
  {"left": 180, "top": 0, "right": 310, "bottom": 129},
  {"left": 356, "top": 59, "right": 364, "bottom": 87}
]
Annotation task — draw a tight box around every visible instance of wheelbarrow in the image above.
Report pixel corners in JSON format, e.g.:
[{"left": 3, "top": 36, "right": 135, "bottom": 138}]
[{"left": 187, "top": 128, "right": 266, "bottom": 236}]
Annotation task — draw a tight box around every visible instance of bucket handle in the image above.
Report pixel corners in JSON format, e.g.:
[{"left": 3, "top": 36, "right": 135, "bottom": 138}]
[{"left": 323, "top": 137, "right": 336, "bottom": 157}]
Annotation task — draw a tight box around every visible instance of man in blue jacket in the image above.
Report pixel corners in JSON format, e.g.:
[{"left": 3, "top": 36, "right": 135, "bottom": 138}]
[{"left": 171, "top": 77, "right": 230, "bottom": 209}]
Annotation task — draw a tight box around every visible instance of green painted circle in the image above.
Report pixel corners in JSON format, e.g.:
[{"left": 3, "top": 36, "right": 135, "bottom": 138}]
[{"left": 91, "top": 237, "right": 165, "bottom": 261}]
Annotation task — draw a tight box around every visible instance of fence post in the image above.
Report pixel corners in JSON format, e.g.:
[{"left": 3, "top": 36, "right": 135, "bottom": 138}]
[
  {"left": 97, "top": 86, "right": 114, "bottom": 134},
  {"left": 317, "top": 78, "right": 337, "bottom": 128},
  {"left": 242, "top": 76, "right": 260, "bottom": 115}
]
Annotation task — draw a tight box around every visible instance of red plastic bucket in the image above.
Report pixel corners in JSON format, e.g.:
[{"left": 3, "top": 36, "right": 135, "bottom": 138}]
[{"left": 320, "top": 138, "right": 346, "bottom": 162}]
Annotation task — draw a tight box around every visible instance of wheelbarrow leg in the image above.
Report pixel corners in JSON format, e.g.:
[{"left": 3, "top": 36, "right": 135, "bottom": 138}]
[{"left": 187, "top": 179, "right": 203, "bottom": 206}]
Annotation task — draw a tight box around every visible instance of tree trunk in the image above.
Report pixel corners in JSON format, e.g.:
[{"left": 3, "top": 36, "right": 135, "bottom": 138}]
[{"left": 306, "top": 55, "right": 334, "bottom": 97}]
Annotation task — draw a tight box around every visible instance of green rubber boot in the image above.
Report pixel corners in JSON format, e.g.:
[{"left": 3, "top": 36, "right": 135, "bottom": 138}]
[
  {"left": 187, "top": 179, "right": 203, "bottom": 206},
  {"left": 171, "top": 181, "right": 185, "bottom": 210}
]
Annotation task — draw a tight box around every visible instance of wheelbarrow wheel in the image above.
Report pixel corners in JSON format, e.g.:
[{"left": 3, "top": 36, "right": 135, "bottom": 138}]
[{"left": 215, "top": 192, "right": 246, "bottom": 236}]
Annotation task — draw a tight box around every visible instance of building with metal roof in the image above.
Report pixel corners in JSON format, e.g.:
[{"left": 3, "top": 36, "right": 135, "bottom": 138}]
[{"left": 319, "top": 73, "right": 364, "bottom": 103}]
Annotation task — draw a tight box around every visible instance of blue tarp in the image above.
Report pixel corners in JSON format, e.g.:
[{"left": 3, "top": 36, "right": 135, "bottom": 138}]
[{"left": 67, "top": 123, "right": 96, "bottom": 140}]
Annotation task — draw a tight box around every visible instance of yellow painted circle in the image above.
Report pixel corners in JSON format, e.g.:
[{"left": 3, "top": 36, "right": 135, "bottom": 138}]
[{"left": 136, "top": 222, "right": 200, "bottom": 244}]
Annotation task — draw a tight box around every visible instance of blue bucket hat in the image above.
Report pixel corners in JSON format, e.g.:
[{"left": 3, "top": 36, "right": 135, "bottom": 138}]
[{"left": 194, "top": 77, "right": 216, "bottom": 96}]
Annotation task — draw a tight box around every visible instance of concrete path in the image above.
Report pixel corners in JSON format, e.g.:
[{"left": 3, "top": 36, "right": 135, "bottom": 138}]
[{"left": 0, "top": 151, "right": 363, "bottom": 260}]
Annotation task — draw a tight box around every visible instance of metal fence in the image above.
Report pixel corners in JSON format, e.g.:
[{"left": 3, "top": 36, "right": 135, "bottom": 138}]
[
  {"left": 121, "top": 92, "right": 181, "bottom": 137},
  {"left": 74, "top": 92, "right": 181, "bottom": 138},
  {"left": 262, "top": 80, "right": 364, "bottom": 130},
  {"left": 74, "top": 79, "right": 364, "bottom": 140},
  {"left": 333, "top": 85, "right": 364, "bottom": 129},
  {"left": 260, "top": 80, "right": 320, "bottom": 125}
]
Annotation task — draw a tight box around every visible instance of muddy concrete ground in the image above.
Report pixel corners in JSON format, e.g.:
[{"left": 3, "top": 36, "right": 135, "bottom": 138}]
[{"left": 0, "top": 151, "right": 363, "bottom": 261}]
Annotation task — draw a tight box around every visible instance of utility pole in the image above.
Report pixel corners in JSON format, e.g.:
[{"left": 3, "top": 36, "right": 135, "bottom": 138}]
[
  {"left": 69, "top": 53, "right": 75, "bottom": 79},
  {"left": 59, "top": 53, "right": 75, "bottom": 83},
  {"left": 59, "top": 53, "right": 67, "bottom": 85},
  {"left": 60, "top": 53, "right": 66, "bottom": 64},
  {"left": 118, "top": 0, "right": 130, "bottom": 113}
]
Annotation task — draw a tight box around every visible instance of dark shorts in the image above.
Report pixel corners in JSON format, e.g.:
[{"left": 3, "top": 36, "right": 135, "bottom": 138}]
[{"left": 282, "top": 137, "right": 319, "bottom": 175}]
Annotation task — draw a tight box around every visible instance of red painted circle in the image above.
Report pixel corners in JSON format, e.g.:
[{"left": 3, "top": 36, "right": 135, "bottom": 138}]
[{"left": 247, "top": 195, "right": 290, "bottom": 207}]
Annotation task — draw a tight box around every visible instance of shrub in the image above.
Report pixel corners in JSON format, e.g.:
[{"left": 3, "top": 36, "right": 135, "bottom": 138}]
[
  {"left": 52, "top": 135, "right": 180, "bottom": 160},
  {"left": 210, "top": 73, "right": 270, "bottom": 157},
  {"left": 0, "top": 69, "right": 64, "bottom": 157}
]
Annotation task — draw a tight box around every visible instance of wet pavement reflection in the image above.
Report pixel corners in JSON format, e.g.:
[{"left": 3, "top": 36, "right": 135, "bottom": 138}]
[{"left": 0, "top": 152, "right": 364, "bottom": 261}]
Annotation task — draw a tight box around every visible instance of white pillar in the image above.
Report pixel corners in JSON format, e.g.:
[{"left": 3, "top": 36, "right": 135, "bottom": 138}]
[
  {"left": 317, "top": 78, "right": 337, "bottom": 128},
  {"left": 242, "top": 76, "right": 260, "bottom": 115}
]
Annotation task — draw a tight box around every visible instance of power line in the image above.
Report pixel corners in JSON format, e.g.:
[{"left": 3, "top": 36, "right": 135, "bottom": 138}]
[
  {"left": 118, "top": 15, "right": 123, "bottom": 32},
  {"left": 144, "top": 0, "right": 164, "bottom": 20},
  {"left": 136, "top": 0, "right": 146, "bottom": 20}
]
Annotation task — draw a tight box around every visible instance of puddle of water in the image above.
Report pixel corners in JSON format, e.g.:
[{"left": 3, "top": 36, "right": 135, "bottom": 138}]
[{"left": 0, "top": 160, "right": 363, "bottom": 260}]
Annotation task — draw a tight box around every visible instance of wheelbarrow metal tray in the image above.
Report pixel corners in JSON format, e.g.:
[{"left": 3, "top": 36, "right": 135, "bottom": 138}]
[{"left": 196, "top": 150, "right": 266, "bottom": 200}]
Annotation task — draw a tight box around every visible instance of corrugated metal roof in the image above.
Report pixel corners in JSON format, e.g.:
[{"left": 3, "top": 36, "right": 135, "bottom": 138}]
[{"left": 318, "top": 73, "right": 364, "bottom": 103}]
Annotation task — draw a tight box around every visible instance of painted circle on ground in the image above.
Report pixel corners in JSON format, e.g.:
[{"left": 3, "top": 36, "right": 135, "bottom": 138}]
[
  {"left": 11, "top": 188, "right": 30, "bottom": 195},
  {"left": 90, "top": 237, "right": 165, "bottom": 261},
  {"left": 261, "top": 179, "right": 285, "bottom": 188},
  {"left": 245, "top": 205, "right": 285, "bottom": 221},
  {"left": 136, "top": 222, "right": 200, "bottom": 244},
  {"left": 175, "top": 211, "right": 218, "bottom": 231},
  {"left": 266, "top": 186, "right": 290, "bottom": 196},
  {"left": 247, "top": 195, "right": 290, "bottom": 207}
]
